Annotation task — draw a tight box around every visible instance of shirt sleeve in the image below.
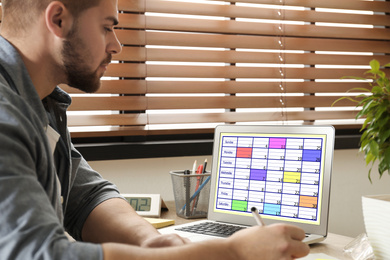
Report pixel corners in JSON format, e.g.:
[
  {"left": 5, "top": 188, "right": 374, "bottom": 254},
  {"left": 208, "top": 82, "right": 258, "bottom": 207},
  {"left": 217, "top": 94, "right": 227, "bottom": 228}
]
[
  {"left": 0, "top": 90, "right": 103, "bottom": 260},
  {"left": 63, "top": 145, "right": 124, "bottom": 241}
]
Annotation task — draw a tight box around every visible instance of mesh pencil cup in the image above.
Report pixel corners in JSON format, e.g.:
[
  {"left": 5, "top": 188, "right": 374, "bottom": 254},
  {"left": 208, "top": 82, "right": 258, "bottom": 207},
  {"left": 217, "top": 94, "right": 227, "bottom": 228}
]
[{"left": 169, "top": 170, "right": 211, "bottom": 219}]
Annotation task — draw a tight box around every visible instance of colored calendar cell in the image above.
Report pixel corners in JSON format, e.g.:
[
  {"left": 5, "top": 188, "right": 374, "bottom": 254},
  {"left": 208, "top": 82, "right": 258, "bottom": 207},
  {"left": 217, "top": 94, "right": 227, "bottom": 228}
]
[
  {"left": 269, "top": 138, "right": 286, "bottom": 149},
  {"left": 303, "top": 150, "right": 322, "bottom": 162},
  {"left": 232, "top": 200, "right": 248, "bottom": 211},
  {"left": 237, "top": 147, "right": 252, "bottom": 158},
  {"left": 299, "top": 195, "right": 318, "bottom": 208},
  {"left": 263, "top": 203, "right": 281, "bottom": 215},
  {"left": 283, "top": 172, "right": 301, "bottom": 183},
  {"left": 269, "top": 138, "right": 287, "bottom": 149},
  {"left": 250, "top": 169, "right": 267, "bottom": 181}
]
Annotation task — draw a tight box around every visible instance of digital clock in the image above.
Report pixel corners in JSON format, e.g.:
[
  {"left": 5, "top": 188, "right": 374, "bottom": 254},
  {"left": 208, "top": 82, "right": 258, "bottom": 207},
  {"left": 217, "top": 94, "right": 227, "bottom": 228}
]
[{"left": 122, "top": 194, "right": 163, "bottom": 217}]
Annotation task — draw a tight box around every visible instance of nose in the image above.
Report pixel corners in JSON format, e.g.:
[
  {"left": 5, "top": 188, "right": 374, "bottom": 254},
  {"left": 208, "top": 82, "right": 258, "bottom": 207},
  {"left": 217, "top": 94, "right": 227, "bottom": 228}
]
[{"left": 107, "top": 31, "right": 122, "bottom": 55}]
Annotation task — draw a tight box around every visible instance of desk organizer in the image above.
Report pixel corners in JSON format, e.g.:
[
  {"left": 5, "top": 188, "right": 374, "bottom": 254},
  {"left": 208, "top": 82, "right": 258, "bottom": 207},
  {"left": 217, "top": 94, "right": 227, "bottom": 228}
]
[{"left": 170, "top": 170, "right": 211, "bottom": 219}]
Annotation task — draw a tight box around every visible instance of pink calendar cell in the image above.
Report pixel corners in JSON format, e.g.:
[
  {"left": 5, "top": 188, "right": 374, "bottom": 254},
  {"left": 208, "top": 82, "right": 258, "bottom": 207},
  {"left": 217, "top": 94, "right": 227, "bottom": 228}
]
[{"left": 269, "top": 138, "right": 287, "bottom": 149}]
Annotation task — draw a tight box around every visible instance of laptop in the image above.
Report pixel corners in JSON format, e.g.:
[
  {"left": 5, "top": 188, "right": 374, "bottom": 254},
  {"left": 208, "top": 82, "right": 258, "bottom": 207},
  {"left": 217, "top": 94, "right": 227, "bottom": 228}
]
[{"left": 160, "top": 124, "right": 335, "bottom": 244}]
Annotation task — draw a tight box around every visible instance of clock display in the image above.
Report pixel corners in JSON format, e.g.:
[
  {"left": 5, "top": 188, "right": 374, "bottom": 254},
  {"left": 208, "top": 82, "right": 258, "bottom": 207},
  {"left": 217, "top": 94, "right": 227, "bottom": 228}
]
[{"left": 126, "top": 197, "right": 152, "bottom": 211}]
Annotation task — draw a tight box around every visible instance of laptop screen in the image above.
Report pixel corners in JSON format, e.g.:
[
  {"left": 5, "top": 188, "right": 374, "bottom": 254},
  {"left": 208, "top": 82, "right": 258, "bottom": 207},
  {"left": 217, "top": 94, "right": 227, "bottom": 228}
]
[{"left": 208, "top": 125, "right": 334, "bottom": 235}]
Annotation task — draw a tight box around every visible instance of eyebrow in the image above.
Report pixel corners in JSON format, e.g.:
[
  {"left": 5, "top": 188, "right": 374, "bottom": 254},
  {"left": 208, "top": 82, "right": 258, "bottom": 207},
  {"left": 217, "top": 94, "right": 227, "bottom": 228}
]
[{"left": 105, "top": 16, "right": 119, "bottom": 26}]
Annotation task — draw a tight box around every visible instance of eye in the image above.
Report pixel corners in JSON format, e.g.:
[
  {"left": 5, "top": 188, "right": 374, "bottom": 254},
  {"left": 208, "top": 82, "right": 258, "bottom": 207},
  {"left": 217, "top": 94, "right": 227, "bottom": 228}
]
[{"left": 104, "top": 26, "right": 114, "bottom": 33}]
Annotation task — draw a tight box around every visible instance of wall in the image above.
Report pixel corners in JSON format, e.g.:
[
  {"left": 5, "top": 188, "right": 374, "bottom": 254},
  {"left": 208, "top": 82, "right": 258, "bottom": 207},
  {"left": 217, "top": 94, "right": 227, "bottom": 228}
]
[{"left": 88, "top": 149, "right": 390, "bottom": 238}]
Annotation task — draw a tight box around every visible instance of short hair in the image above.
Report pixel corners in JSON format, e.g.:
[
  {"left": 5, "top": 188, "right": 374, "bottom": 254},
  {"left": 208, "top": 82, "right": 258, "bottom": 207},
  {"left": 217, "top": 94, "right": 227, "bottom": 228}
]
[{"left": 1, "top": 0, "right": 102, "bottom": 35}]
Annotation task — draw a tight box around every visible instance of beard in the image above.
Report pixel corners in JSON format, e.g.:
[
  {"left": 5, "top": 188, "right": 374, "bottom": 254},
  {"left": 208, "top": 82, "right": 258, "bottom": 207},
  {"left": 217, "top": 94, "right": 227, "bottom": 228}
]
[{"left": 61, "top": 27, "right": 111, "bottom": 93}]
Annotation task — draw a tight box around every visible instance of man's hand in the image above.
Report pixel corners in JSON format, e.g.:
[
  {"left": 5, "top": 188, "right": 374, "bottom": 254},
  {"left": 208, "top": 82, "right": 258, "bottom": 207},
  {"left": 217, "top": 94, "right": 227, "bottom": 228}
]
[
  {"left": 227, "top": 223, "right": 310, "bottom": 260},
  {"left": 141, "top": 233, "right": 190, "bottom": 248}
]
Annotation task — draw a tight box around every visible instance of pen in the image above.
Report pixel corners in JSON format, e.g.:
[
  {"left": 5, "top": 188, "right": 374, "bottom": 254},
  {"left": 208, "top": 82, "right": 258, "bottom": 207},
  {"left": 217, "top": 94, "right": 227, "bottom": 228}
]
[
  {"left": 192, "top": 160, "right": 197, "bottom": 174},
  {"left": 251, "top": 207, "right": 265, "bottom": 226},
  {"left": 180, "top": 175, "right": 211, "bottom": 212},
  {"left": 193, "top": 159, "right": 207, "bottom": 213},
  {"left": 191, "top": 164, "right": 203, "bottom": 212},
  {"left": 184, "top": 169, "right": 191, "bottom": 217}
]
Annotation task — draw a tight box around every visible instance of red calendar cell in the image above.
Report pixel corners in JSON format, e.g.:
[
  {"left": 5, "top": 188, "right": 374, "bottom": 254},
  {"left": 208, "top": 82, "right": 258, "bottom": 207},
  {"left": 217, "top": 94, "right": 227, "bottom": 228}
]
[{"left": 236, "top": 147, "right": 252, "bottom": 158}]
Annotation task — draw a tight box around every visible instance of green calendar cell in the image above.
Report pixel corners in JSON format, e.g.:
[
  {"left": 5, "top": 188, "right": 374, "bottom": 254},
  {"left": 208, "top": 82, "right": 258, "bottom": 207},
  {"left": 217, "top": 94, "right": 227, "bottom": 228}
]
[{"left": 231, "top": 200, "right": 248, "bottom": 211}]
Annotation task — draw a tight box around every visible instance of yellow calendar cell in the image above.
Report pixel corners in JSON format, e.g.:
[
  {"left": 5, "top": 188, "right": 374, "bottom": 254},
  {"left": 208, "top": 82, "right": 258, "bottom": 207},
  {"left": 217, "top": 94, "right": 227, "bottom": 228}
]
[{"left": 283, "top": 172, "right": 301, "bottom": 183}]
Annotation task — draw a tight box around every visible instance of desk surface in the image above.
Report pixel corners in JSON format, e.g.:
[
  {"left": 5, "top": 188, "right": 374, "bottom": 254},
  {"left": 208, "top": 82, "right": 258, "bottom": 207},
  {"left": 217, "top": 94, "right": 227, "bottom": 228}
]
[{"left": 161, "top": 201, "right": 354, "bottom": 260}]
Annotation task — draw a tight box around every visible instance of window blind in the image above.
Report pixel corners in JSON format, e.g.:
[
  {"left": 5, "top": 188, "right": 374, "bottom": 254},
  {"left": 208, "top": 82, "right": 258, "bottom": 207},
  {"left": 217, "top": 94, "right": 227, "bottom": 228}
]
[{"left": 3, "top": 0, "right": 390, "bottom": 138}]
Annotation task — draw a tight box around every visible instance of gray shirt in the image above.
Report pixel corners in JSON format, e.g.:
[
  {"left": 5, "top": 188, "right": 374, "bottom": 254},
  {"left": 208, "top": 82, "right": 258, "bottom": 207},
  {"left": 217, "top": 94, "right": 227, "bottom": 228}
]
[{"left": 0, "top": 36, "right": 122, "bottom": 259}]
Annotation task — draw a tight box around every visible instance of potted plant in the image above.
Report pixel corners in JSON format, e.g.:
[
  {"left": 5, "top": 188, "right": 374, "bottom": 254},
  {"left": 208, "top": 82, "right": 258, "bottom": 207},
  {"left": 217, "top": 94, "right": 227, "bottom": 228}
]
[
  {"left": 334, "top": 59, "right": 390, "bottom": 181},
  {"left": 334, "top": 59, "right": 390, "bottom": 259}
]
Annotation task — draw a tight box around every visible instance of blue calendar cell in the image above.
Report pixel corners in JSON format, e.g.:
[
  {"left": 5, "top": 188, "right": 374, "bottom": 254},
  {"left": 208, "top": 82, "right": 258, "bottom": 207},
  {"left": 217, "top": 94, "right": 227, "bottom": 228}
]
[{"left": 264, "top": 203, "right": 282, "bottom": 215}]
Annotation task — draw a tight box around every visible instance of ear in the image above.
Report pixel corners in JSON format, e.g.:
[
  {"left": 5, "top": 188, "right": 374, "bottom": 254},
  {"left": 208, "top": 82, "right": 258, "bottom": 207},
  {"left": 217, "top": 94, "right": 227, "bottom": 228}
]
[{"left": 45, "top": 1, "right": 73, "bottom": 38}]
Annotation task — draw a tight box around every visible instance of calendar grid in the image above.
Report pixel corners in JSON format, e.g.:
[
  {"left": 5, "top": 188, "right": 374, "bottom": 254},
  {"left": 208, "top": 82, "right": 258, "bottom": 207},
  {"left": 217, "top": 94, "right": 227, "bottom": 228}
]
[{"left": 215, "top": 134, "right": 324, "bottom": 223}]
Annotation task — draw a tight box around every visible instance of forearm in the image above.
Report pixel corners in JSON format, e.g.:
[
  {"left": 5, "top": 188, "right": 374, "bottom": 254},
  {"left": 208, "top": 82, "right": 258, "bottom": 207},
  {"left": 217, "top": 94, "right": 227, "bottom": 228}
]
[
  {"left": 82, "top": 198, "right": 160, "bottom": 245},
  {"left": 102, "top": 239, "right": 233, "bottom": 260}
]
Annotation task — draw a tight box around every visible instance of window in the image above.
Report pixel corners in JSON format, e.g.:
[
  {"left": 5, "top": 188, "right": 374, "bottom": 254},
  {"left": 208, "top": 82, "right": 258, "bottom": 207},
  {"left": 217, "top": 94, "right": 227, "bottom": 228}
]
[{"left": 18, "top": 1, "right": 390, "bottom": 138}]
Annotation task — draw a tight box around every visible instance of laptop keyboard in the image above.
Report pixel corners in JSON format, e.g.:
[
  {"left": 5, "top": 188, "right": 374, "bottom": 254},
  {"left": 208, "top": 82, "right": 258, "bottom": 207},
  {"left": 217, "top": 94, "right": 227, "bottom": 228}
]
[{"left": 176, "top": 222, "right": 246, "bottom": 238}]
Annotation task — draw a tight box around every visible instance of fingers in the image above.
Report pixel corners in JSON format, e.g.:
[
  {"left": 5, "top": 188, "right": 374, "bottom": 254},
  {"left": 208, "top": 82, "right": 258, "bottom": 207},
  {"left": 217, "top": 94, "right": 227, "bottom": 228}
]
[
  {"left": 272, "top": 224, "right": 310, "bottom": 258},
  {"left": 282, "top": 224, "right": 307, "bottom": 241},
  {"left": 291, "top": 239, "right": 310, "bottom": 259}
]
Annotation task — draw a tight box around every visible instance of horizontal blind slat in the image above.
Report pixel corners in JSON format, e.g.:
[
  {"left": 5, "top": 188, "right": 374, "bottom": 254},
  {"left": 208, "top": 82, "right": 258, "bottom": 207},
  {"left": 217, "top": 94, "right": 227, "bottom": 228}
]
[
  {"left": 68, "top": 96, "right": 357, "bottom": 111},
  {"left": 224, "top": 0, "right": 390, "bottom": 13},
  {"left": 105, "top": 64, "right": 376, "bottom": 79},
  {"left": 63, "top": 81, "right": 371, "bottom": 94},
  {"left": 138, "top": 0, "right": 390, "bottom": 26},
  {"left": 116, "top": 30, "right": 390, "bottom": 53},
  {"left": 117, "top": 14, "right": 390, "bottom": 40},
  {"left": 67, "top": 110, "right": 359, "bottom": 127},
  {"left": 115, "top": 46, "right": 389, "bottom": 65}
]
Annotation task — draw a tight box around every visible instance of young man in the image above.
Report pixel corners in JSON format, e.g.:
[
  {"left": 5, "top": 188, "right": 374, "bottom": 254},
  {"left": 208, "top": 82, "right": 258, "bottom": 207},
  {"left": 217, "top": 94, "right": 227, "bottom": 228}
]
[{"left": 0, "top": 0, "right": 310, "bottom": 259}]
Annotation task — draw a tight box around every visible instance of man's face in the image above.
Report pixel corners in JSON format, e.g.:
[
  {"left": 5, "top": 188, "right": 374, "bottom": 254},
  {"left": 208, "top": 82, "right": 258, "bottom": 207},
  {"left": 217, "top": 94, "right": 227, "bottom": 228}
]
[{"left": 61, "top": 0, "right": 121, "bottom": 93}]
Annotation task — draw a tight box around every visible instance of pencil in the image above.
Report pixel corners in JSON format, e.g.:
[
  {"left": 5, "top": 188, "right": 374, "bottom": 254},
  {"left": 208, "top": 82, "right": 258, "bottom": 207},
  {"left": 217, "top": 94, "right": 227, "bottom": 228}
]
[{"left": 251, "top": 207, "right": 265, "bottom": 226}]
